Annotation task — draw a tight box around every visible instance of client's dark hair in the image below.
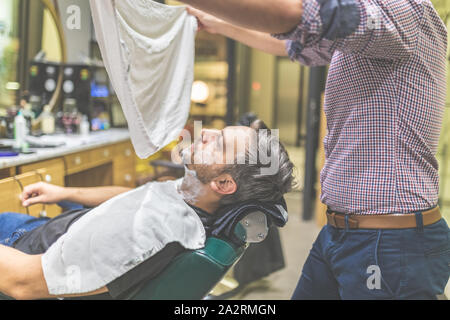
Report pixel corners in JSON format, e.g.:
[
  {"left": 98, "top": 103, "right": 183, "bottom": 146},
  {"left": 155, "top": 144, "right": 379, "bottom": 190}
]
[{"left": 219, "top": 119, "right": 296, "bottom": 205}]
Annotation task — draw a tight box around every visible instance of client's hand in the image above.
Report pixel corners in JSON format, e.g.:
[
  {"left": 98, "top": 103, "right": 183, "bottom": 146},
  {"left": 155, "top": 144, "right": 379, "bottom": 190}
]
[{"left": 21, "top": 182, "right": 67, "bottom": 207}]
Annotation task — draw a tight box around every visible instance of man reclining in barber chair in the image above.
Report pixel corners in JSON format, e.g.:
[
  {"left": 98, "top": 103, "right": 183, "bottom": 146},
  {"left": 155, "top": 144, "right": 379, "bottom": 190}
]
[{"left": 0, "top": 124, "right": 294, "bottom": 300}]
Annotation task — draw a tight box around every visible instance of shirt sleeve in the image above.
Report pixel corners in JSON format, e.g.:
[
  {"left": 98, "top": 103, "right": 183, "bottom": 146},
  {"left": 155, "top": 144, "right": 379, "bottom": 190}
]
[{"left": 274, "top": 0, "right": 425, "bottom": 64}]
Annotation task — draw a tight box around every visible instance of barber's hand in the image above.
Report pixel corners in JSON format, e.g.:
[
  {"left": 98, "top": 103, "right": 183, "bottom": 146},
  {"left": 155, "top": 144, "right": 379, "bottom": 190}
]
[
  {"left": 21, "top": 182, "right": 67, "bottom": 207},
  {"left": 186, "top": 6, "right": 225, "bottom": 34}
]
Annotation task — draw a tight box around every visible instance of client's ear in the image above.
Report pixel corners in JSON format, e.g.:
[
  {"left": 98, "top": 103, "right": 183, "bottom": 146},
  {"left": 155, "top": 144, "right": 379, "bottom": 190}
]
[{"left": 210, "top": 174, "right": 237, "bottom": 196}]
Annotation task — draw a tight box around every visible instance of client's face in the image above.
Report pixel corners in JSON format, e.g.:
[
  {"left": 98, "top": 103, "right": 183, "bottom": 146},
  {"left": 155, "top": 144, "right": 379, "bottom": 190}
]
[{"left": 182, "top": 126, "right": 254, "bottom": 184}]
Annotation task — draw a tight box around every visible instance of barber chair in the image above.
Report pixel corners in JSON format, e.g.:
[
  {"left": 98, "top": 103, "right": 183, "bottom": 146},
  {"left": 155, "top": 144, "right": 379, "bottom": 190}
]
[
  {"left": 0, "top": 211, "right": 269, "bottom": 300},
  {"left": 125, "top": 211, "right": 269, "bottom": 300}
]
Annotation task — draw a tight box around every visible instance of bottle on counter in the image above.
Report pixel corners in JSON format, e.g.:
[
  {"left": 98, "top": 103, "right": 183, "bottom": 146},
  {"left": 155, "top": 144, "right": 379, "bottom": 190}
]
[
  {"left": 55, "top": 111, "right": 64, "bottom": 133},
  {"left": 71, "top": 111, "right": 81, "bottom": 134},
  {"left": 22, "top": 103, "right": 35, "bottom": 135},
  {"left": 41, "top": 105, "right": 55, "bottom": 135},
  {"left": 29, "top": 95, "right": 42, "bottom": 118},
  {"left": 0, "top": 118, "right": 7, "bottom": 139},
  {"left": 0, "top": 109, "right": 7, "bottom": 138},
  {"left": 62, "top": 112, "right": 72, "bottom": 134},
  {"left": 80, "top": 115, "right": 90, "bottom": 137},
  {"left": 14, "top": 110, "right": 27, "bottom": 150}
]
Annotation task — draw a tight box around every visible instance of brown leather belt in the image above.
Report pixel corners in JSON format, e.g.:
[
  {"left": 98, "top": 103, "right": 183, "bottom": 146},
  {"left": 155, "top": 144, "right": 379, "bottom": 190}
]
[{"left": 326, "top": 206, "right": 442, "bottom": 229}]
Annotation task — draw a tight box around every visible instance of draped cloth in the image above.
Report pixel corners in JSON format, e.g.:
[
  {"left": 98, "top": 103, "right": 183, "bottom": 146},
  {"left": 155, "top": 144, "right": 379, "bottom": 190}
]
[
  {"left": 90, "top": 0, "right": 197, "bottom": 159},
  {"left": 42, "top": 180, "right": 205, "bottom": 295}
]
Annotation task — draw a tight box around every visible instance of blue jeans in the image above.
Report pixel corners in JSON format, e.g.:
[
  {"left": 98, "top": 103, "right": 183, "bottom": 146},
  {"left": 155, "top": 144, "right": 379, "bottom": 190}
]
[
  {"left": 292, "top": 213, "right": 450, "bottom": 300},
  {"left": 0, "top": 202, "right": 83, "bottom": 247},
  {"left": 0, "top": 213, "right": 49, "bottom": 247}
]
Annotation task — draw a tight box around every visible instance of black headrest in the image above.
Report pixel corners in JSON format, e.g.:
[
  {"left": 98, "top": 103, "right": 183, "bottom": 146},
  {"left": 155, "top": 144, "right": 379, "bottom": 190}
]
[{"left": 205, "top": 198, "right": 289, "bottom": 246}]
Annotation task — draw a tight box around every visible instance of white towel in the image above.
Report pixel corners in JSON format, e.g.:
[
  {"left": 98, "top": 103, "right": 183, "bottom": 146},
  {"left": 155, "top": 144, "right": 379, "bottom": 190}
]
[
  {"left": 41, "top": 179, "right": 206, "bottom": 295},
  {"left": 90, "top": 0, "right": 197, "bottom": 159}
]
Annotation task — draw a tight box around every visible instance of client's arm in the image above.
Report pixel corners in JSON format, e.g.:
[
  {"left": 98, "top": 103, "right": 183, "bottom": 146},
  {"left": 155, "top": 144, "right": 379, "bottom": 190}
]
[
  {"left": 21, "top": 182, "right": 132, "bottom": 208},
  {"left": 0, "top": 246, "right": 108, "bottom": 300}
]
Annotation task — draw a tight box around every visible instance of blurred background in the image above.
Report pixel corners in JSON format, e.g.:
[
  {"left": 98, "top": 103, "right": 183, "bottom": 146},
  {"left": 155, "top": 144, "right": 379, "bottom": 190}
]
[{"left": 0, "top": 0, "right": 448, "bottom": 299}]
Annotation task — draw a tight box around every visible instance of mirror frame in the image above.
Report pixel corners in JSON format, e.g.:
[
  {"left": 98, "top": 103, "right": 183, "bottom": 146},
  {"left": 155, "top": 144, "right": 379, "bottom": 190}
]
[{"left": 40, "top": 0, "right": 67, "bottom": 112}]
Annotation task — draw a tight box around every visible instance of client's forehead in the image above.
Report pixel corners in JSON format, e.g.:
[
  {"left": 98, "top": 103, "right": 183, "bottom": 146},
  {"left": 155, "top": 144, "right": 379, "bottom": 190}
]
[
  {"left": 223, "top": 126, "right": 253, "bottom": 135},
  {"left": 223, "top": 126, "right": 254, "bottom": 144},
  {"left": 222, "top": 126, "right": 256, "bottom": 157}
]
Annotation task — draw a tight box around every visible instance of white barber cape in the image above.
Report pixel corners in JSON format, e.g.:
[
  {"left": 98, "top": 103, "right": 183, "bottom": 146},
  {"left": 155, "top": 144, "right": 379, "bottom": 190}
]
[
  {"left": 42, "top": 179, "right": 205, "bottom": 295},
  {"left": 90, "top": 0, "right": 197, "bottom": 159}
]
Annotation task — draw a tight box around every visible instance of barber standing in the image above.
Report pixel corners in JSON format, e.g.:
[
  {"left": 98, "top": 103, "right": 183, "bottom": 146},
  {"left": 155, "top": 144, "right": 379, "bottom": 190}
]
[{"left": 181, "top": 0, "right": 450, "bottom": 299}]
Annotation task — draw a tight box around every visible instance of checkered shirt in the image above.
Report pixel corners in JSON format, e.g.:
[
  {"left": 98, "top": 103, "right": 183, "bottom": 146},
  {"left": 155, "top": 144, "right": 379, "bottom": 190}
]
[{"left": 274, "top": 0, "right": 448, "bottom": 214}]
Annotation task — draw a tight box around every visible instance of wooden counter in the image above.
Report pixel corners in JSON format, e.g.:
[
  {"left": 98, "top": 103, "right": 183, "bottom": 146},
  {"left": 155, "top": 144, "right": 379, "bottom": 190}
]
[{"left": 0, "top": 129, "right": 136, "bottom": 217}]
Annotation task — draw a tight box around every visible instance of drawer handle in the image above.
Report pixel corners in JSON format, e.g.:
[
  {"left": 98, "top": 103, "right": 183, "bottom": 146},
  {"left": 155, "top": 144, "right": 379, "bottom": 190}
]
[
  {"left": 125, "top": 149, "right": 132, "bottom": 157},
  {"left": 124, "top": 174, "right": 132, "bottom": 182},
  {"left": 103, "top": 150, "right": 110, "bottom": 157},
  {"left": 74, "top": 156, "right": 82, "bottom": 165},
  {"left": 45, "top": 175, "right": 52, "bottom": 183}
]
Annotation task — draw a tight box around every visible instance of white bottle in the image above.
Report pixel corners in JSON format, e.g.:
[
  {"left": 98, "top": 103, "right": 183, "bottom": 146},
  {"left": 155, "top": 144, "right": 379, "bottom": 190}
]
[
  {"left": 80, "top": 115, "right": 90, "bottom": 137},
  {"left": 14, "top": 110, "right": 27, "bottom": 150},
  {"left": 41, "top": 105, "right": 55, "bottom": 135}
]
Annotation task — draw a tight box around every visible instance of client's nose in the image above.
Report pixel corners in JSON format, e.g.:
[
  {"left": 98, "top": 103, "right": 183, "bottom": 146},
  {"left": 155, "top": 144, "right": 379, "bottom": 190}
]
[{"left": 201, "top": 129, "right": 220, "bottom": 144}]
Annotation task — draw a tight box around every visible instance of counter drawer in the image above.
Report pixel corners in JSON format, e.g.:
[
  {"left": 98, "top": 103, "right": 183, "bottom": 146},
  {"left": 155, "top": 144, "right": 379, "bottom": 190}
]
[
  {"left": 15, "top": 172, "right": 46, "bottom": 218},
  {"left": 89, "top": 146, "right": 114, "bottom": 167},
  {"left": 0, "top": 177, "right": 24, "bottom": 214},
  {"left": 113, "top": 142, "right": 135, "bottom": 168},
  {"left": 114, "top": 141, "right": 134, "bottom": 158},
  {"left": 17, "top": 167, "right": 64, "bottom": 218},
  {"left": 19, "top": 158, "right": 65, "bottom": 187},
  {"left": 114, "top": 167, "right": 136, "bottom": 188},
  {"left": 65, "top": 151, "right": 91, "bottom": 175}
]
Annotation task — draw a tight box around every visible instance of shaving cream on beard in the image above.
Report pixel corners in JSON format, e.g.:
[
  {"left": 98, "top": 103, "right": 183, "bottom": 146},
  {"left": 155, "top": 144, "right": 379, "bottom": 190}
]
[
  {"left": 177, "top": 147, "right": 206, "bottom": 204},
  {"left": 178, "top": 166, "right": 206, "bottom": 204}
]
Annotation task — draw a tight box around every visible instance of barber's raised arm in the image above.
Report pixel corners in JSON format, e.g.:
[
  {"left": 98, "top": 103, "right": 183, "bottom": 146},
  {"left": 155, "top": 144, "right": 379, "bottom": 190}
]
[
  {"left": 181, "top": 0, "right": 302, "bottom": 34},
  {"left": 275, "top": 0, "right": 426, "bottom": 63},
  {"left": 187, "top": 7, "right": 288, "bottom": 57}
]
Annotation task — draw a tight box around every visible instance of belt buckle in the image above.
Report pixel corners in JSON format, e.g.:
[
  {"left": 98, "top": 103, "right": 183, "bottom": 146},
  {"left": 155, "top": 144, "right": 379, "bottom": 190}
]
[
  {"left": 347, "top": 216, "right": 359, "bottom": 229},
  {"left": 327, "top": 212, "right": 338, "bottom": 227},
  {"left": 334, "top": 213, "right": 359, "bottom": 229},
  {"left": 332, "top": 213, "right": 338, "bottom": 227}
]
